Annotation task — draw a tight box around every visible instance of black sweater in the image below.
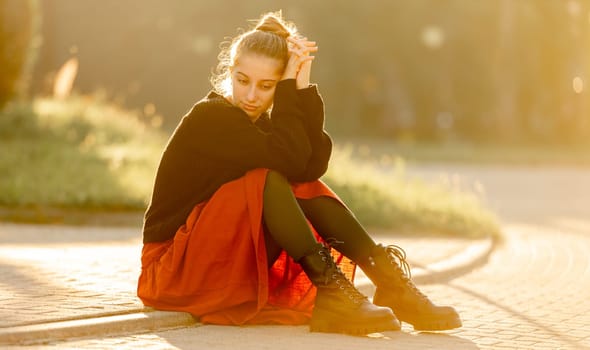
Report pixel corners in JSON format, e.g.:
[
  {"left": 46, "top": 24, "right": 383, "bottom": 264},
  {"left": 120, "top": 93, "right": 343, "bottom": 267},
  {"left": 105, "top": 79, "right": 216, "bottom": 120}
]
[{"left": 142, "top": 79, "right": 332, "bottom": 243}]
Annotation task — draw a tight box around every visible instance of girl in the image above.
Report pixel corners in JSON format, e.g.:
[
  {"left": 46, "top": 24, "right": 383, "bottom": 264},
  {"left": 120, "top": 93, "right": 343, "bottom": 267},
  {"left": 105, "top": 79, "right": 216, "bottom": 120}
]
[{"left": 138, "top": 11, "right": 461, "bottom": 335}]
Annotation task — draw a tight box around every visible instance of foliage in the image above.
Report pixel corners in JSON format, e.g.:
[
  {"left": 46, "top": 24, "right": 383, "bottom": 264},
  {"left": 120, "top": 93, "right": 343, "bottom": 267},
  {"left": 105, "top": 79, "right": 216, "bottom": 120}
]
[
  {"left": 302, "top": 1, "right": 590, "bottom": 145},
  {"left": 323, "top": 147, "right": 501, "bottom": 239},
  {"left": 0, "top": 95, "right": 165, "bottom": 210},
  {"left": 0, "top": 0, "right": 40, "bottom": 107},
  {"left": 0, "top": 95, "right": 500, "bottom": 238},
  {"left": 28, "top": 1, "right": 590, "bottom": 147}
]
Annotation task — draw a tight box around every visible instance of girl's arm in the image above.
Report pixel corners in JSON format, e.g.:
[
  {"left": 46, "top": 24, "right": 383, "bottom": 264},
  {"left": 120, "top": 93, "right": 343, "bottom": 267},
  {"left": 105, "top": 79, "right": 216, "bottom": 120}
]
[
  {"left": 184, "top": 79, "right": 312, "bottom": 179},
  {"left": 291, "top": 85, "right": 332, "bottom": 182},
  {"left": 286, "top": 37, "right": 332, "bottom": 182}
]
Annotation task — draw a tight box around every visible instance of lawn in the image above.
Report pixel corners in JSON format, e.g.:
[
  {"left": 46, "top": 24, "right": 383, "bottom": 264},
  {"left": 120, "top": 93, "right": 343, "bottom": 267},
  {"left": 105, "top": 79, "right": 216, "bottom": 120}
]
[{"left": 0, "top": 96, "right": 501, "bottom": 238}]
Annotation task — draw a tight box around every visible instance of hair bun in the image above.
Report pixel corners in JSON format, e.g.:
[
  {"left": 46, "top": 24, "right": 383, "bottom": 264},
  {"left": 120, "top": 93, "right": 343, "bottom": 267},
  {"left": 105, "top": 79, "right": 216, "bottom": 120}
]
[{"left": 254, "top": 12, "right": 294, "bottom": 39}]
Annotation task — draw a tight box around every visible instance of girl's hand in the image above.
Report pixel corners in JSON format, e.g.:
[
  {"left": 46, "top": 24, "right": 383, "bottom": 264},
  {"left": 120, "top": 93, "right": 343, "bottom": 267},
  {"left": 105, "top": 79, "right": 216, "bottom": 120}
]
[{"left": 282, "top": 37, "right": 318, "bottom": 89}]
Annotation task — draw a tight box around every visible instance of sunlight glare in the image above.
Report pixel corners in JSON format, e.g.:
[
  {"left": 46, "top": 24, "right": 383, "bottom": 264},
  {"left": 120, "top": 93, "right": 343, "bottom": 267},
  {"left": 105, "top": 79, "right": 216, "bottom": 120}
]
[
  {"left": 573, "top": 76, "right": 584, "bottom": 94},
  {"left": 53, "top": 57, "right": 79, "bottom": 99},
  {"left": 421, "top": 25, "right": 444, "bottom": 49},
  {"left": 567, "top": 0, "right": 581, "bottom": 17},
  {"left": 144, "top": 103, "right": 156, "bottom": 116}
]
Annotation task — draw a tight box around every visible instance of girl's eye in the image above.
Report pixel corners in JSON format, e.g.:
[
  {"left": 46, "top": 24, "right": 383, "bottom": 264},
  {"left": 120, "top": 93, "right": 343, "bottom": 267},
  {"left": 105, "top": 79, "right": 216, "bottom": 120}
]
[
  {"left": 238, "top": 79, "right": 248, "bottom": 85},
  {"left": 261, "top": 85, "right": 273, "bottom": 90}
]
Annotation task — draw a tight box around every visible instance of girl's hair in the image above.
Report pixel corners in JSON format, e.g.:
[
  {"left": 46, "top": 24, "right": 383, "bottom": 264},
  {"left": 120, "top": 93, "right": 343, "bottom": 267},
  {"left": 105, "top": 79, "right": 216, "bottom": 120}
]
[{"left": 211, "top": 11, "right": 299, "bottom": 96}]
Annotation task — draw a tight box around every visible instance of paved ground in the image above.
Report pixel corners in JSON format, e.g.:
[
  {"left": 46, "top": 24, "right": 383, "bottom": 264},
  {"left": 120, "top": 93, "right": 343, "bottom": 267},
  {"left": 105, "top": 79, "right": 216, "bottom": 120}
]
[
  {"left": 0, "top": 223, "right": 481, "bottom": 327},
  {"left": 0, "top": 225, "right": 144, "bottom": 329},
  {"left": 1, "top": 163, "right": 589, "bottom": 349}
]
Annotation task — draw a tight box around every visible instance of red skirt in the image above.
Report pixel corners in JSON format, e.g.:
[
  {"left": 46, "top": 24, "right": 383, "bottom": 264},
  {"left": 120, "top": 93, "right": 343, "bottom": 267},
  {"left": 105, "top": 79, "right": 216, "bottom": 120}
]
[{"left": 137, "top": 168, "right": 355, "bottom": 325}]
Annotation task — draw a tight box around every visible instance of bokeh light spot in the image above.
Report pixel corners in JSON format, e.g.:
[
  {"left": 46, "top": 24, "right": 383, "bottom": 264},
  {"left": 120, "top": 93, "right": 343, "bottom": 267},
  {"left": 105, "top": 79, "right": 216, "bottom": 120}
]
[{"left": 573, "top": 76, "right": 584, "bottom": 94}]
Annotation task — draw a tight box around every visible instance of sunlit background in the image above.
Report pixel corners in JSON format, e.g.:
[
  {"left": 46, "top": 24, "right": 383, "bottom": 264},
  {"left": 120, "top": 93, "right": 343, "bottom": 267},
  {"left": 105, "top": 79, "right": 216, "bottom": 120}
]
[
  {"left": 4, "top": 0, "right": 590, "bottom": 145},
  {"left": 1, "top": 0, "right": 590, "bottom": 228},
  {"left": 2, "top": 3, "right": 590, "bottom": 348}
]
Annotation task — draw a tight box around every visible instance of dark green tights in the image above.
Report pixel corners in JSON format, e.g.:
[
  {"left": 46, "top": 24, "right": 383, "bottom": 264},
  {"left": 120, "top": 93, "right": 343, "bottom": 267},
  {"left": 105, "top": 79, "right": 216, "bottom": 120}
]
[{"left": 262, "top": 170, "right": 376, "bottom": 267}]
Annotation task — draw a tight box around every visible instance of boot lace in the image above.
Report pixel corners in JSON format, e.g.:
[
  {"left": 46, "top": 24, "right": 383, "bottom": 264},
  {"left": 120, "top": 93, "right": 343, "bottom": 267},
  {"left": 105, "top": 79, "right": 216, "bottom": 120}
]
[
  {"left": 383, "top": 245, "right": 412, "bottom": 278},
  {"left": 383, "top": 245, "right": 428, "bottom": 300},
  {"left": 318, "top": 247, "right": 367, "bottom": 305}
]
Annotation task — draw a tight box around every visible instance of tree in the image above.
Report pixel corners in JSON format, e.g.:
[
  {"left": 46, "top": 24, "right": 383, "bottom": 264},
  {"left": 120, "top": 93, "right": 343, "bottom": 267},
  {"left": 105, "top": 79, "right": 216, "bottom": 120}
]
[{"left": 0, "top": 0, "right": 40, "bottom": 108}]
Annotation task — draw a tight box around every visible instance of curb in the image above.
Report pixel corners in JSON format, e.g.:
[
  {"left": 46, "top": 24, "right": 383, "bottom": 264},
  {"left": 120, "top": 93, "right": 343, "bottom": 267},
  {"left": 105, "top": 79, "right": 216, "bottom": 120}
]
[
  {"left": 356, "top": 235, "right": 496, "bottom": 296},
  {"left": 1, "top": 236, "right": 496, "bottom": 346},
  {"left": 412, "top": 235, "right": 496, "bottom": 284},
  {"left": 0, "top": 310, "right": 196, "bottom": 346}
]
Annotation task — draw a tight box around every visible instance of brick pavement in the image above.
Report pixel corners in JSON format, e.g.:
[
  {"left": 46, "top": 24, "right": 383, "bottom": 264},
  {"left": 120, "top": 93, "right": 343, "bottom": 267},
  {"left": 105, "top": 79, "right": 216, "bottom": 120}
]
[
  {"left": 0, "top": 222, "right": 486, "bottom": 347},
  {"left": 0, "top": 224, "right": 145, "bottom": 328},
  {"left": 445, "top": 223, "right": 590, "bottom": 349},
  {"left": 17, "top": 221, "right": 589, "bottom": 350}
]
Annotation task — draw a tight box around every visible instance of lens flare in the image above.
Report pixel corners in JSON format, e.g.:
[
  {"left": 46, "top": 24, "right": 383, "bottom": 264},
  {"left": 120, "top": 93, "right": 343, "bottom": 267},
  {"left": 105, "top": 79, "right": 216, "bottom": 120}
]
[{"left": 573, "top": 76, "right": 584, "bottom": 94}]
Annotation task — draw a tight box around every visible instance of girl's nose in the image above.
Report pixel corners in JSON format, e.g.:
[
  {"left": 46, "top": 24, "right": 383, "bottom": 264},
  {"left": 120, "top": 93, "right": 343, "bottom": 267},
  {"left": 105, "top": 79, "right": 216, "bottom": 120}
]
[{"left": 246, "top": 85, "right": 257, "bottom": 101}]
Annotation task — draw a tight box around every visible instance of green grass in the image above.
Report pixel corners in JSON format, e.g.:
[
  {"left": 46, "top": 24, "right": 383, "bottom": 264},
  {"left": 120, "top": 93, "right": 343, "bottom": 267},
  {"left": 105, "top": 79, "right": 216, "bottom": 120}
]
[
  {"left": 0, "top": 97, "right": 501, "bottom": 238},
  {"left": 337, "top": 137, "right": 590, "bottom": 167},
  {"left": 0, "top": 95, "right": 164, "bottom": 214},
  {"left": 323, "top": 147, "right": 501, "bottom": 239}
]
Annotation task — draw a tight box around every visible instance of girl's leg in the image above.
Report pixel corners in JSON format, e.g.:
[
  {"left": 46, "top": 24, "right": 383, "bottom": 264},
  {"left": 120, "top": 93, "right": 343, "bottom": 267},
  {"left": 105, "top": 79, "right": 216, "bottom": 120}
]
[
  {"left": 262, "top": 170, "right": 323, "bottom": 265},
  {"left": 296, "top": 196, "right": 377, "bottom": 261},
  {"left": 296, "top": 195, "right": 461, "bottom": 331},
  {"left": 262, "top": 221, "right": 283, "bottom": 268},
  {"left": 262, "top": 170, "right": 400, "bottom": 334}
]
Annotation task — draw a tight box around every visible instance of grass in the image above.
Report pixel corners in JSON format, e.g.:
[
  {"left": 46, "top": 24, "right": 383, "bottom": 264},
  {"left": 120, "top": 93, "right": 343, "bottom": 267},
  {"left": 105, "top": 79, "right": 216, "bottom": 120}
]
[
  {"left": 323, "top": 147, "right": 501, "bottom": 239},
  {"left": 337, "top": 137, "right": 590, "bottom": 167},
  {"left": 0, "top": 96, "right": 501, "bottom": 238},
  {"left": 0, "top": 95, "right": 164, "bottom": 221}
]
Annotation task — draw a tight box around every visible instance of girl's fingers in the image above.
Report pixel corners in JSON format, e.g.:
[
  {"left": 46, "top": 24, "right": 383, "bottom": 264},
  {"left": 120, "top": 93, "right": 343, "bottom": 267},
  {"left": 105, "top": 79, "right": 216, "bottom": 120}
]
[
  {"left": 288, "top": 37, "right": 318, "bottom": 49},
  {"left": 302, "top": 55, "right": 315, "bottom": 63},
  {"left": 289, "top": 51, "right": 315, "bottom": 63},
  {"left": 287, "top": 37, "right": 317, "bottom": 72},
  {"left": 295, "top": 55, "right": 315, "bottom": 69},
  {"left": 286, "top": 52, "right": 314, "bottom": 71},
  {"left": 289, "top": 47, "right": 305, "bottom": 57},
  {"left": 288, "top": 45, "right": 318, "bottom": 58}
]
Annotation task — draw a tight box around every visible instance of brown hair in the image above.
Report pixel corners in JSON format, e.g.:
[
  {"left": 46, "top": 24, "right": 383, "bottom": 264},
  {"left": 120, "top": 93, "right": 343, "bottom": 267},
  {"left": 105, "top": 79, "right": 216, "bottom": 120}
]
[{"left": 211, "top": 11, "right": 299, "bottom": 95}]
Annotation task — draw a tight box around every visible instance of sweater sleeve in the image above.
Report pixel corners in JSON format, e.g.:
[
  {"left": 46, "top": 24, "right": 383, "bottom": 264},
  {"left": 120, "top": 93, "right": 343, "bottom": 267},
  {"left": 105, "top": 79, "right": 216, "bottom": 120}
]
[
  {"left": 290, "top": 84, "right": 333, "bottom": 182},
  {"left": 181, "top": 79, "right": 312, "bottom": 178}
]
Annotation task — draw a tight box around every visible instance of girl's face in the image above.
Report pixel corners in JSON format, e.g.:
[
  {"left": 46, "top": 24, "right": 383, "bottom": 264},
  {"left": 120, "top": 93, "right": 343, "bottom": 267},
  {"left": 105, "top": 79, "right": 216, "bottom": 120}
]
[{"left": 229, "top": 53, "right": 283, "bottom": 121}]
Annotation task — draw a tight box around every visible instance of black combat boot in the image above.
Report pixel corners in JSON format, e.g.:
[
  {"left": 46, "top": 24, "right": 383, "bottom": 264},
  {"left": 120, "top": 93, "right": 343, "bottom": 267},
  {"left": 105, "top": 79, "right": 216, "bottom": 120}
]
[
  {"left": 359, "top": 244, "right": 462, "bottom": 331},
  {"left": 298, "top": 243, "right": 401, "bottom": 335}
]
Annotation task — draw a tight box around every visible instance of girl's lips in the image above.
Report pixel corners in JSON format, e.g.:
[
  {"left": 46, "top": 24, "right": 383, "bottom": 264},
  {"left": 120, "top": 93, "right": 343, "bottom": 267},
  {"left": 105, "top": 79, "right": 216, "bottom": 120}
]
[{"left": 242, "top": 103, "right": 258, "bottom": 111}]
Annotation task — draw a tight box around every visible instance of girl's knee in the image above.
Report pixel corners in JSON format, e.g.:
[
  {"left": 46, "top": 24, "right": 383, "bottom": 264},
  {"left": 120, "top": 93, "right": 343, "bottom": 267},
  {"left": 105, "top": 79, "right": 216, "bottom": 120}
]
[
  {"left": 266, "top": 169, "right": 286, "bottom": 180},
  {"left": 265, "top": 169, "right": 290, "bottom": 187}
]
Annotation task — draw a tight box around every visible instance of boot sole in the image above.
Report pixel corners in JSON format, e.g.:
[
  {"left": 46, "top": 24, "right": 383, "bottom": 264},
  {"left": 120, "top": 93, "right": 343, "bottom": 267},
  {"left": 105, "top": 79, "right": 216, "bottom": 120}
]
[
  {"left": 401, "top": 315, "right": 463, "bottom": 331},
  {"left": 310, "top": 309, "right": 401, "bottom": 335}
]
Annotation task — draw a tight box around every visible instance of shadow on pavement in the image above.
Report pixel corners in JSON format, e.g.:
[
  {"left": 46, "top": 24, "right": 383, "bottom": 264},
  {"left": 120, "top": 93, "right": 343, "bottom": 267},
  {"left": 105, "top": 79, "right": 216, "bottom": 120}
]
[{"left": 155, "top": 324, "right": 479, "bottom": 350}]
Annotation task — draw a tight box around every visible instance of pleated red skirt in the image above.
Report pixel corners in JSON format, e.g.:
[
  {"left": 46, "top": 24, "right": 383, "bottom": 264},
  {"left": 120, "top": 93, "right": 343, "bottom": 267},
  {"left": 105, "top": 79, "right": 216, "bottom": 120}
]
[{"left": 137, "top": 168, "right": 355, "bottom": 325}]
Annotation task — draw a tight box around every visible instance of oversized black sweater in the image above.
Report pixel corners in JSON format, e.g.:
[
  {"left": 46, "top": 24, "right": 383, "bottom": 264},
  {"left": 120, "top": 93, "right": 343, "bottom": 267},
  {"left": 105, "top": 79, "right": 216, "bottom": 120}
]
[{"left": 142, "top": 79, "right": 332, "bottom": 243}]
